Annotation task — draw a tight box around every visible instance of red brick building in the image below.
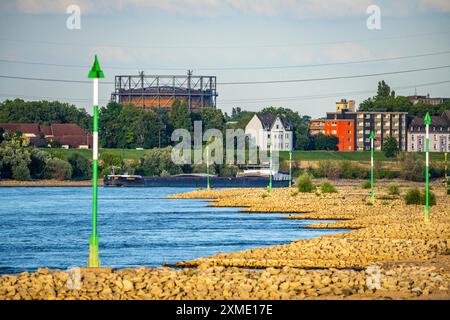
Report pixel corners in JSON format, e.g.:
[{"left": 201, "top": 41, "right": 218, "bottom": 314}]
[
  {"left": 0, "top": 123, "right": 92, "bottom": 149},
  {"left": 323, "top": 119, "right": 355, "bottom": 152}
]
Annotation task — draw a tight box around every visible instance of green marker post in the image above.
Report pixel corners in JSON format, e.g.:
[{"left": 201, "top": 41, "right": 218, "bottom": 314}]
[
  {"left": 370, "top": 131, "right": 375, "bottom": 204},
  {"left": 445, "top": 152, "right": 448, "bottom": 189},
  {"left": 289, "top": 149, "right": 292, "bottom": 188},
  {"left": 206, "top": 145, "right": 210, "bottom": 190},
  {"left": 424, "top": 112, "right": 431, "bottom": 222},
  {"left": 88, "top": 55, "right": 104, "bottom": 268},
  {"left": 268, "top": 140, "right": 272, "bottom": 194}
]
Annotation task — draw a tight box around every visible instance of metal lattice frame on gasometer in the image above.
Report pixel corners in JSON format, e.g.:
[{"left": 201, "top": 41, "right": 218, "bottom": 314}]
[{"left": 111, "top": 71, "right": 218, "bottom": 111}]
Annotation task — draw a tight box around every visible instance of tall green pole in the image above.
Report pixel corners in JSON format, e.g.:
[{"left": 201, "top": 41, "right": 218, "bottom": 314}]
[
  {"left": 289, "top": 150, "right": 292, "bottom": 188},
  {"left": 206, "top": 145, "right": 210, "bottom": 190},
  {"left": 268, "top": 140, "right": 272, "bottom": 193},
  {"left": 370, "top": 131, "right": 375, "bottom": 204},
  {"left": 88, "top": 55, "right": 104, "bottom": 268},
  {"left": 424, "top": 112, "right": 431, "bottom": 222},
  {"left": 445, "top": 152, "right": 448, "bottom": 189}
]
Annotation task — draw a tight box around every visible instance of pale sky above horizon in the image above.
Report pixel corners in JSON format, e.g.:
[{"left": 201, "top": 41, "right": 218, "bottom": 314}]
[{"left": 0, "top": 0, "right": 449, "bottom": 118}]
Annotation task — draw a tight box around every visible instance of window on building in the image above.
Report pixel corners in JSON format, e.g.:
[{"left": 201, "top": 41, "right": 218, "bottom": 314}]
[
  {"left": 331, "top": 130, "right": 337, "bottom": 134},
  {"left": 348, "top": 130, "right": 352, "bottom": 134},
  {"left": 276, "top": 125, "right": 279, "bottom": 129},
  {"left": 411, "top": 134, "right": 414, "bottom": 141},
  {"left": 285, "top": 133, "right": 288, "bottom": 138},
  {"left": 285, "top": 143, "right": 289, "bottom": 148},
  {"left": 348, "top": 138, "right": 351, "bottom": 142}
]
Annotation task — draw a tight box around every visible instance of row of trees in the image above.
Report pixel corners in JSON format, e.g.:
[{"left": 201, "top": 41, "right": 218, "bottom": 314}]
[
  {"left": 0, "top": 132, "right": 91, "bottom": 181},
  {"left": 359, "top": 80, "right": 450, "bottom": 116},
  {"left": 99, "top": 100, "right": 225, "bottom": 149},
  {"left": 0, "top": 99, "right": 92, "bottom": 131}
]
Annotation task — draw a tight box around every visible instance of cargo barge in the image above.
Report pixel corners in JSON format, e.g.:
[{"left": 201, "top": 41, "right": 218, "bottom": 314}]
[{"left": 103, "top": 174, "right": 291, "bottom": 188}]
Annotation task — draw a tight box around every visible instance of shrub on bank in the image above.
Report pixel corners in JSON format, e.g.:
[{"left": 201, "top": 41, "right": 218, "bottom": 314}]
[
  {"left": 12, "top": 162, "right": 31, "bottom": 181},
  {"left": 320, "top": 180, "right": 337, "bottom": 193},
  {"left": 42, "top": 158, "right": 72, "bottom": 180},
  {"left": 297, "top": 172, "right": 315, "bottom": 193},
  {"left": 404, "top": 188, "right": 436, "bottom": 206},
  {"left": 387, "top": 184, "right": 400, "bottom": 196},
  {"left": 362, "top": 180, "right": 371, "bottom": 189},
  {"left": 399, "top": 153, "right": 425, "bottom": 182},
  {"left": 312, "top": 160, "right": 369, "bottom": 180},
  {"left": 68, "top": 153, "right": 92, "bottom": 180}
]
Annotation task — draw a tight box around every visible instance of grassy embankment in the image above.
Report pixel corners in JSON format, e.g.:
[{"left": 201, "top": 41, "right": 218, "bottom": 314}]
[{"left": 42, "top": 148, "right": 447, "bottom": 163}]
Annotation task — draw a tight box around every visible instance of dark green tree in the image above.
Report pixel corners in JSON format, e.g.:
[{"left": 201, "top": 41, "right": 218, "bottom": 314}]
[
  {"left": 169, "top": 100, "right": 192, "bottom": 132},
  {"left": 382, "top": 136, "right": 400, "bottom": 158},
  {"left": 0, "top": 99, "right": 92, "bottom": 131},
  {"left": 311, "top": 134, "right": 338, "bottom": 151},
  {"left": 68, "top": 153, "right": 92, "bottom": 180}
]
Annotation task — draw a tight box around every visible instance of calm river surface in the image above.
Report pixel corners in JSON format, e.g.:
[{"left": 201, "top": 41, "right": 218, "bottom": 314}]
[{"left": 0, "top": 187, "right": 344, "bottom": 274}]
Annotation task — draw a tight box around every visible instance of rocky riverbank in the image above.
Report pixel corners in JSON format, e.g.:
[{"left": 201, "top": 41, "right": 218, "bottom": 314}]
[{"left": 1, "top": 180, "right": 449, "bottom": 300}]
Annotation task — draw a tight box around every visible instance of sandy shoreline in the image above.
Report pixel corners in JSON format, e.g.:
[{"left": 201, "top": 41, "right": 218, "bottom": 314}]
[{"left": 0, "top": 180, "right": 449, "bottom": 300}]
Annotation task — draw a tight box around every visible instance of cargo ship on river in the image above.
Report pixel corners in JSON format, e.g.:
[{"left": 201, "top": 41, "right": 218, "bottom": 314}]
[{"left": 103, "top": 173, "right": 291, "bottom": 188}]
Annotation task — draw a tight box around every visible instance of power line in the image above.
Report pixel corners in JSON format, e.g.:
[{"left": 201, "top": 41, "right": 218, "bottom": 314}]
[
  {"left": 1, "top": 65, "right": 449, "bottom": 86},
  {"left": 0, "top": 30, "right": 448, "bottom": 49},
  {"left": 218, "top": 65, "right": 450, "bottom": 85},
  {"left": 220, "top": 80, "right": 450, "bottom": 104},
  {"left": 1, "top": 80, "right": 448, "bottom": 105},
  {"left": 1, "top": 50, "right": 449, "bottom": 71}
]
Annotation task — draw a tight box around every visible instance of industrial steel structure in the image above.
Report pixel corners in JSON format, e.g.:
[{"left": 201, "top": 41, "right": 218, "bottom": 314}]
[{"left": 111, "top": 71, "right": 218, "bottom": 111}]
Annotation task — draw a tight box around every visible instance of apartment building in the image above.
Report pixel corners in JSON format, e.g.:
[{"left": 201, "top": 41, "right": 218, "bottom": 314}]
[
  {"left": 327, "top": 111, "right": 408, "bottom": 151},
  {"left": 408, "top": 110, "right": 450, "bottom": 152},
  {"left": 324, "top": 119, "right": 355, "bottom": 151}
]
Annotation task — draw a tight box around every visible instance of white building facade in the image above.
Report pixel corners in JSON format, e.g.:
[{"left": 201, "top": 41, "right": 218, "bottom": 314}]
[
  {"left": 407, "top": 111, "right": 450, "bottom": 152},
  {"left": 245, "top": 114, "right": 293, "bottom": 151}
]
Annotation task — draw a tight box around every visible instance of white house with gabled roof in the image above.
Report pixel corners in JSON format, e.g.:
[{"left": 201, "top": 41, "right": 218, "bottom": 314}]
[{"left": 245, "top": 114, "right": 293, "bottom": 151}]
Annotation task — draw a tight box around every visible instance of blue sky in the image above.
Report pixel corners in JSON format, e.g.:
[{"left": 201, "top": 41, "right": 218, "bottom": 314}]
[{"left": 0, "top": 0, "right": 449, "bottom": 118}]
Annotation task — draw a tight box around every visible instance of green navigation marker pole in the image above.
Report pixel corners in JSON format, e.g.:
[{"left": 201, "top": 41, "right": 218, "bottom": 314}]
[
  {"left": 206, "top": 145, "right": 210, "bottom": 190},
  {"left": 268, "top": 140, "right": 272, "bottom": 194},
  {"left": 445, "top": 152, "right": 448, "bottom": 189},
  {"left": 370, "top": 131, "right": 375, "bottom": 204},
  {"left": 88, "top": 55, "right": 104, "bottom": 268},
  {"left": 424, "top": 112, "right": 431, "bottom": 222},
  {"left": 289, "top": 149, "right": 292, "bottom": 188}
]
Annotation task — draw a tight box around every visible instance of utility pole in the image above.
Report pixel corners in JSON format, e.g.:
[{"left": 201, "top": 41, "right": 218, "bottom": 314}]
[
  {"left": 424, "top": 112, "right": 431, "bottom": 222},
  {"left": 370, "top": 131, "right": 375, "bottom": 204},
  {"left": 87, "top": 55, "right": 104, "bottom": 268},
  {"left": 289, "top": 149, "right": 292, "bottom": 188}
]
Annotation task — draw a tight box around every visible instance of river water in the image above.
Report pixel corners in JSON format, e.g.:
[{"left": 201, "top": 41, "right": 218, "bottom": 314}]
[{"left": 0, "top": 187, "right": 344, "bottom": 274}]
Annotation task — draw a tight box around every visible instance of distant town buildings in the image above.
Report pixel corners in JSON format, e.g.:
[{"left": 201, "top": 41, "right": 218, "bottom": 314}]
[
  {"left": 326, "top": 110, "right": 408, "bottom": 151},
  {"left": 311, "top": 99, "right": 411, "bottom": 151},
  {"left": 0, "top": 123, "right": 92, "bottom": 149},
  {"left": 407, "top": 93, "right": 449, "bottom": 106},
  {"left": 309, "top": 118, "right": 355, "bottom": 151},
  {"left": 324, "top": 119, "right": 355, "bottom": 152},
  {"left": 245, "top": 114, "right": 293, "bottom": 151},
  {"left": 111, "top": 71, "right": 218, "bottom": 111},
  {"left": 335, "top": 99, "right": 356, "bottom": 112},
  {"left": 309, "top": 119, "right": 325, "bottom": 136},
  {"left": 407, "top": 110, "right": 450, "bottom": 152}
]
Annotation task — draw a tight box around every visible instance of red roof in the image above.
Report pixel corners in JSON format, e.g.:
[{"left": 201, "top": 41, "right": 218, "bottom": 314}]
[
  {"left": 0, "top": 123, "right": 41, "bottom": 135},
  {"left": 40, "top": 125, "right": 52, "bottom": 136},
  {"left": 50, "top": 124, "right": 86, "bottom": 136},
  {"left": 0, "top": 123, "right": 92, "bottom": 148}
]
